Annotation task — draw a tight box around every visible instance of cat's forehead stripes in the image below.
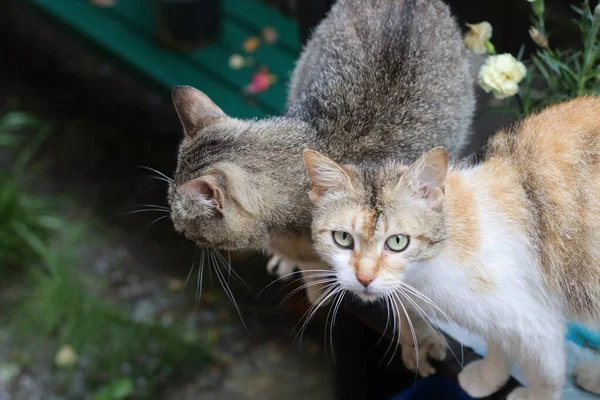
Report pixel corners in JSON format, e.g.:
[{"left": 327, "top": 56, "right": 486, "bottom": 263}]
[{"left": 351, "top": 209, "right": 378, "bottom": 242}]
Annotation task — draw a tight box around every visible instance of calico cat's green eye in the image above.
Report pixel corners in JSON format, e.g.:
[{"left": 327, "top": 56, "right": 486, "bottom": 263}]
[
  {"left": 332, "top": 231, "right": 354, "bottom": 249},
  {"left": 386, "top": 234, "right": 409, "bottom": 252}
]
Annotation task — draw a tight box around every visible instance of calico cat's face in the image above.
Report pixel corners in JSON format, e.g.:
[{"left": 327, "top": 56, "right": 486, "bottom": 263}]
[
  {"left": 305, "top": 148, "right": 449, "bottom": 303},
  {"left": 167, "top": 86, "right": 307, "bottom": 251}
]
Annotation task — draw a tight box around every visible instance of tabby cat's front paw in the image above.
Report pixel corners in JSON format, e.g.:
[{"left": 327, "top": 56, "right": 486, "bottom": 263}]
[
  {"left": 266, "top": 254, "right": 297, "bottom": 280},
  {"left": 458, "top": 359, "right": 509, "bottom": 398},
  {"left": 401, "top": 331, "right": 447, "bottom": 377}
]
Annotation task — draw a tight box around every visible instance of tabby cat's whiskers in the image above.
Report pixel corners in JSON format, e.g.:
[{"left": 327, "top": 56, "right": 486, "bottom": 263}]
[
  {"left": 139, "top": 166, "right": 173, "bottom": 183},
  {"left": 209, "top": 250, "right": 250, "bottom": 333}
]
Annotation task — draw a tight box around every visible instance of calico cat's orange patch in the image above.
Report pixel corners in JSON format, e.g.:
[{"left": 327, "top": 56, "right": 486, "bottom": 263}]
[
  {"left": 445, "top": 175, "right": 481, "bottom": 262},
  {"left": 480, "top": 158, "right": 528, "bottom": 228}
]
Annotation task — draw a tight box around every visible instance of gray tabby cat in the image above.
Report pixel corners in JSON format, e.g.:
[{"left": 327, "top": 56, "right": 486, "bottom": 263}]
[{"left": 168, "top": 0, "right": 474, "bottom": 373}]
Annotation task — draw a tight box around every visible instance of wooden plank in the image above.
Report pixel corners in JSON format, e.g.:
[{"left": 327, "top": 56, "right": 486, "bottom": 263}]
[
  {"left": 107, "top": 0, "right": 291, "bottom": 114},
  {"left": 27, "top": 0, "right": 267, "bottom": 119},
  {"left": 223, "top": 0, "right": 302, "bottom": 55}
]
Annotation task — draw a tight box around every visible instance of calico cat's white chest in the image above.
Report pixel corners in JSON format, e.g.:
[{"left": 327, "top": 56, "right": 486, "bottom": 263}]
[{"left": 410, "top": 233, "right": 551, "bottom": 336}]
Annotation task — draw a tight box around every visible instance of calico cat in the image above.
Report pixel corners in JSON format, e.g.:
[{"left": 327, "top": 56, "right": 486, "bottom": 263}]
[
  {"left": 303, "top": 97, "right": 600, "bottom": 400},
  {"left": 168, "top": 0, "right": 474, "bottom": 370}
]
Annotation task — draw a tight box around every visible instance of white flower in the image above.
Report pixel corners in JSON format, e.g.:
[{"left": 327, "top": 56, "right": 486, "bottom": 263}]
[
  {"left": 478, "top": 54, "right": 527, "bottom": 99},
  {"left": 55, "top": 345, "right": 79, "bottom": 368},
  {"left": 464, "top": 22, "right": 493, "bottom": 54}
]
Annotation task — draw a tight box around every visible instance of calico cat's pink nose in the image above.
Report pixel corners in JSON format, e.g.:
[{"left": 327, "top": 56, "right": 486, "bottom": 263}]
[{"left": 357, "top": 274, "right": 374, "bottom": 287}]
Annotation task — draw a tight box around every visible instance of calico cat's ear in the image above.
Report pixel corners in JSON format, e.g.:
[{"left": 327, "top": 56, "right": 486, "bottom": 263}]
[
  {"left": 400, "top": 147, "right": 448, "bottom": 210},
  {"left": 172, "top": 86, "right": 226, "bottom": 137},
  {"left": 303, "top": 149, "right": 353, "bottom": 203}
]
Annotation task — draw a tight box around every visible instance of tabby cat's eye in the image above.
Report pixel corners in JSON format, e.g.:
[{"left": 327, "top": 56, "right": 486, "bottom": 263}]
[
  {"left": 332, "top": 231, "right": 354, "bottom": 249},
  {"left": 386, "top": 234, "right": 409, "bottom": 252}
]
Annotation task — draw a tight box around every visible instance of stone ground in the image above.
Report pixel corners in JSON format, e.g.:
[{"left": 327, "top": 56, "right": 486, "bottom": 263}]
[{"left": 0, "top": 197, "right": 335, "bottom": 400}]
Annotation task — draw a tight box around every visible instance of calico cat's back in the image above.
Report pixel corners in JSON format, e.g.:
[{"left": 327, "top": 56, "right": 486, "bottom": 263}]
[
  {"left": 481, "top": 97, "right": 600, "bottom": 320},
  {"left": 287, "top": 0, "right": 474, "bottom": 161}
]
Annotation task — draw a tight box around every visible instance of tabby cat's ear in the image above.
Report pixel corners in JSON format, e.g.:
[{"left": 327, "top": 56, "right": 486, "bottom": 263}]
[
  {"left": 400, "top": 147, "right": 448, "bottom": 210},
  {"left": 178, "top": 175, "right": 223, "bottom": 211},
  {"left": 172, "top": 86, "right": 226, "bottom": 137},
  {"left": 303, "top": 149, "right": 353, "bottom": 203}
]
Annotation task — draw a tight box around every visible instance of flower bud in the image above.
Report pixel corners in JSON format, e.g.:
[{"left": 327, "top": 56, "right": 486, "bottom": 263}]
[
  {"left": 528, "top": 26, "right": 548, "bottom": 48},
  {"left": 464, "top": 22, "right": 493, "bottom": 54},
  {"left": 528, "top": 0, "right": 545, "bottom": 18}
]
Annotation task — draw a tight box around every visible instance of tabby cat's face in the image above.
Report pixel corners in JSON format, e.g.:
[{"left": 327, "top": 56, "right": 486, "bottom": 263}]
[
  {"left": 168, "top": 141, "right": 270, "bottom": 251},
  {"left": 167, "top": 86, "right": 273, "bottom": 250},
  {"left": 305, "top": 148, "right": 449, "bottom": 303}
]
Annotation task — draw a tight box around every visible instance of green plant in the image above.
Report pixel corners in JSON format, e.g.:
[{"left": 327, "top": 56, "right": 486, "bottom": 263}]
[
  {"left": 1, "top": 109, "right": 212, "bottom": 398},
  {"left": 466, "top": 0, "right": 600, "bottom": 116},
  {"left": 522, "top": 0, "right": 600, "bottom": 113},
  {"left": 0, "top": 112, "right": 62, "bottom": 274},
  {"left": 13, "top": 223, "right": 212, "bottom": 397}
]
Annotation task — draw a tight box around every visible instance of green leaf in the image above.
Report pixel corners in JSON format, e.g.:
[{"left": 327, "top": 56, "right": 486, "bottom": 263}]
[
  {"left": 36, "top": 216, "right": 65, "bottom": 231},
  {"left": 12, "top": 221, "right": 49, "bottom": 259},
  {"left": 0, "top": 133, "right": 18, "bottom": 148},
  {"left": 93, "top": 378, "right": 134, "bottom": 400},
  {"left": 0, "top": 112, "right": 42, "bottom": 131},
  {"left": 13, "top": 123, "right": 52, "bottom": 172}
]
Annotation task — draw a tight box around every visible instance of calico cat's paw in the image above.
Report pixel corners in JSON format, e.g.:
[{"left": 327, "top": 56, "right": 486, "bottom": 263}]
[
  {"left": 574, "top": 359, "right": 600, "bottom": 395},
  {"left": 266, "top": 254, "right": 297, "bottom": 280},
  {"left": 401, "top": 331, "right": 447, "bottom": 377},
  {"left": 458, "top": 359, "right": 509, "bottom": 398}
]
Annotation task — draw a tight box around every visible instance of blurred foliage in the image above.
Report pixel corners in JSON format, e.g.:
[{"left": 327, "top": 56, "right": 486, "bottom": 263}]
[
  {"left": 521, "top": 0, "right": 600, "bottom": 113},
  {"left": 0, "top": 112, "right": 61, "bottom": 275},
  {"left": 1, "top": 110, "right": 212, "bottom": 398},
  {"left": 12, "top": 224, "right": 212, "bottom": 397}
]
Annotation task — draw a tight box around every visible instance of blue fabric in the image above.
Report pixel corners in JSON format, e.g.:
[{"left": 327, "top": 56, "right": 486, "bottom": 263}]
[
  {"left": 390, "top": 375, "right": 475, "bottom": 400},
  {"left": 567, "top": 323, "right": 600, "bottom": 352}
]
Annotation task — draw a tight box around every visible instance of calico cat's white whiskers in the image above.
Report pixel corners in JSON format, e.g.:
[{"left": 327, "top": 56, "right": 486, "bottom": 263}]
[
  {"left": 392, "top": 292, "right": 418, "bottom": 371},
  {"left": 324, "top": 290, "right": 346, "bottom": 363},
  {"left": 378, "top": 295, "right": 398, "bottom": 367},
  {"left": 397, "top": 288, "right": 463, "bottom": 367},
  {"left": 278, "top": 278, "right": 339, "bottom": 308},
  {"left": 275, "top": 271, "right": 337, "bottom": 294},
  {"left": 372, "top": 296, "right": 392, "bottom": 351},
  {"left": 398, "top": 282, "right": 457, "bottom": 327},
  {"left": 294, "top": 284, "right": 342, "bottom": 349},
  {"left": 255, "top": 269, "right": 337, "bottom": 300},
  {"left": 397, "top": 281, "right": 465, "bottom": 366}
]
